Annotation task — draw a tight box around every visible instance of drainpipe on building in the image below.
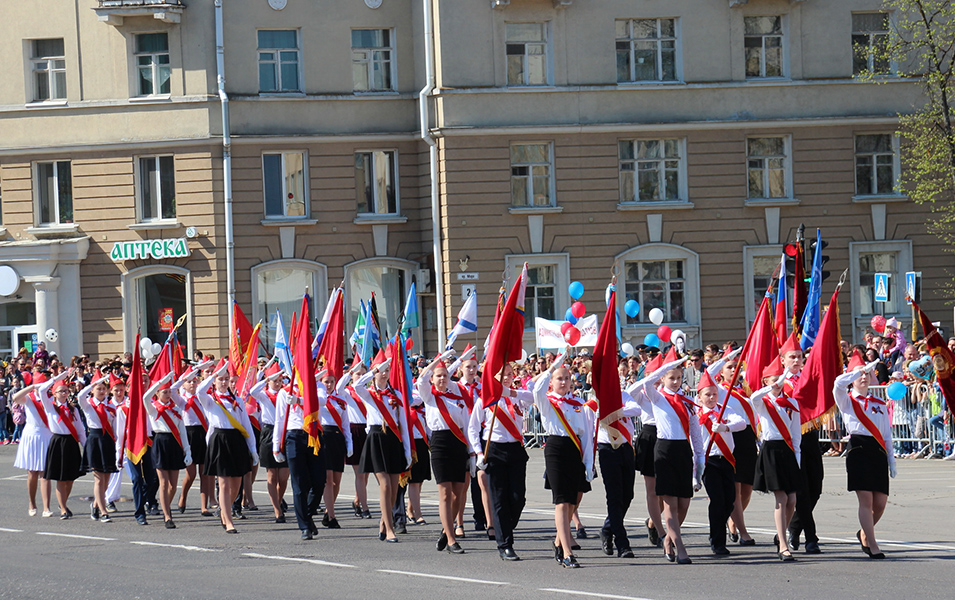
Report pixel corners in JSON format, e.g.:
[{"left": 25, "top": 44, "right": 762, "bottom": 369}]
[
  {"left": 214, "top": 0, "right": 236, "bottom": 332},
  {"left": 419, "top": 0, "right": 446, "bottom": 347}
]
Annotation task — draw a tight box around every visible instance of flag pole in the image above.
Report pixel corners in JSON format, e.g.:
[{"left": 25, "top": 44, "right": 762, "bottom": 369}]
[{"left": 481, "top": 267, "right": 512, "bottom": 457}]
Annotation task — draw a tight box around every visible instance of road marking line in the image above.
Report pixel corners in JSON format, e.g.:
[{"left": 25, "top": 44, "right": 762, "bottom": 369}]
[
  {"left": 243, "top": 552, "right": 356, "bottom": 569},
  {"left": 378, "top": 569, "right": 508, "bottom": 586},
  {"left": 131, "top": 541, "right": 220, "bottom": 552},
  {"left": 540, "top": 589, "right": 656, "bottom": 600},
  {"left": 36, "top": 532, "right": 116, "bottom": 541},
  {"left": 0, "top": 527, "right": 23, "bottom": 532}
]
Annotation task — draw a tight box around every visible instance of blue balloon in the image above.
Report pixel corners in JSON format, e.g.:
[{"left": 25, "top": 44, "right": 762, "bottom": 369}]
[
  {"left": 624, "top": 299, "right": 640, "bottom": 318},
  {"left": 568, "top": 281, "right": 585, "bottom": 300},
  {"left": 886, "top": 381, "right": 908, "bottom": 401},
  {"left": 643, "top": 333, "right": 660, "bottom": 348},
  {"left": 565, "top": 308, "right": 578, "bottom": 325}
]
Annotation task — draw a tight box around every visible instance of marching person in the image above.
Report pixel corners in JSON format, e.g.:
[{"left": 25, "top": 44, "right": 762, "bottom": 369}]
[
  {"left": 77, "top": 371, "right": 117, "bottom": 522},
  {"left": 249, "top": 362, "right": 290, "bottom": 523},
  {"left": 11, "top": 372, "right": 53, "bottom": 518},
  {"left": 343, "top": 360, "right": 372, "bottom": 519},
  {"left": 318, "top": 370, "right": 353, "bottom": 529},
  {"left": 405, "top": 377, "right": 431, "bottom": 526},
  {"left": 143, "top": 372, "right": 192, "bottom": 528},
  {"left": 833, "top": 351, "right": 896, "bottom": 559},
  {"left": 36, "top": 370, "right": 86, "bottom": 519},
  {"left": 450, "top": 346, "right": 491, "bottom": 536},
  {"left": 533, "top": 350, "right": 595, "bottom": 568},
  {"left": 628, "top": 352, "right": 665, "bottom": 548},
  {"left": 172, "top": 361, "right": 215, "bottom": 516},
  {"left": 114, "top": 373, "right": 160, "bottom": 526},
  {"left": 104, "top": 373, "right": 128, "bottom": 513}
]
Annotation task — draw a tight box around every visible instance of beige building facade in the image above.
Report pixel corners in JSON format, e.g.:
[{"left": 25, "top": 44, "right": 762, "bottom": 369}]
[{"left": 0, "top": 0, "right": 946, "bottom": 360}]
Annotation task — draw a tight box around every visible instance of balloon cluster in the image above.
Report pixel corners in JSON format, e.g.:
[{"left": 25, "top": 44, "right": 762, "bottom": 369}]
[
  {"left": 139, "top": 337, "right": 163, "bottom": 361},
  {"left": 563, "top": 282, "right": 586, "bottom": 345}
]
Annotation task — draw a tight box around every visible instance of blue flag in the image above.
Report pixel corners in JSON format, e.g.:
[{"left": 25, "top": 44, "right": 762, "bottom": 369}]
[
  {"left": 273, "top": 310, "right": 293, "bottom": 377},
  {"left": 401, "top": 281, "right": 418, "bottom": 335},
  {"left": 799, "top": 229, "right": 824, "bottom": 351}
]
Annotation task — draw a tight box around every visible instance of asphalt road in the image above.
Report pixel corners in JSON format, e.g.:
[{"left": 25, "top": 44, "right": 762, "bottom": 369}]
[{"left": 1, "top": 444, "right": 953, "bottom": 600}]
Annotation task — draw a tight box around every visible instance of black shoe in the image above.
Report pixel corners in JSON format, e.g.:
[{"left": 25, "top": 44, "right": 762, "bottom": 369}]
[
  {"left": 570, "top": 542, "right": 581, "bottom": 550},
  {"left": 352, "top": 500, "right": 361, "bottom": 517},
  {"left": 778, "top": 550, "right": 795, "bottom": 562},
  {"left": 646, "top": 518, "right": 660, "bottom": 547},
  {"left": 66, "top": 508, "right": 73, "bottom": 518},
  {"left": 712, "top": 545, "right": 731, "bottom": 556},
  {"left": 275, "top": 515, "right": 286, "bottom": 524},
  {"left": 308, "top": 523, "right": 318, "bottom": 536},
  {"left": 739, "top": 538, "right": 756, "bottom": 546},
  {"left": 576, "top": 526, "right": 588, "bottom": 539},
  {"left": 869, "top": 552, "right": 886, "bottom": 559},
  {"left": 136, "top": 516, "right": 148, "bottom": 526},
  {"left": 147, "top": 503, "right": 160, "bottom": 516},
  {"left": 554, "top": 543, "right": 563, "bottom": 563},
  {"left": 677, "top": 556, "right": 693, "bottom": 565},
  {"left": 327, "top": 517, "right": 342, "bottom": 530},
  {"left": 302, "top": 529, "right": 313, "bottom": 540},
  {"left": 394, "top": 522, "right": 406, "bottom": 534},
  {"left": 201, "top": 510, "right": 214, "bottom": 517},
  {"left": 106, "top": 502, "right": 117, "bottom": 512},
  {"left": 225, "top": 528, "right": 239, "bottom": 534},
  {"left": 728, "top": 531, "right": 739, "bottom": 543},
  {"left": 499, "top": 547, "right": 521, "bottom": 561},
  {"left": 436, "top": 531, "right": 448, "bottom": 551},
  {"left": 475, "top": 521, "right": 487, "bottom": 532},
  {"left": 487, "top": 527, "right": 496, "bottom": 541},
  {"left": 378, "top": 531, "right": 386, "bottom": 541},
  {"left": 177, "top": 504, "right": 186, "bottom": 514},
  {"left": 446, "top": 542, "right": 465, "bottom": 554},
  {"left": 281, "top": 499, "right": 288, "bottom": 512},
  {"left": 59, "top": 512, "right": 70, "bottom": 520},
  {"left": 617, "top": 549, "right": 634, "bottom": 559},
  {"left": 856, "top": 530, "right": 872, "bottom": 556},
  {"left": 232, "top": 509, "right": 245, "bottom": 520},
  {"left": 788, "top": 530, "right": 800, "bottom": 551},
  {"left": 361, "top": 509, "right": 372, "bottom": 519},
  {"left": 599, "top": 530, "right": 614, "bottom": 555},
  {"left": 322, "top": 512, "right": 330, "bottom": 527},
  {"left": 90, "top": 502, "right": 100, "bottom": 521},
  {"left": 664, "top": 545, "right": 675, "bottom": 563},
  {"left": 804, "top": 541, "right": 821, "bottom": 554},
  {"left": 561, "top": 555, "right": 580, "bottom": 568},
  {"left": 164, "top": 519, "right": 176, "bottom": 529},
  {"left": 245, "top": 504, "right": 259, "bottom": 511}
]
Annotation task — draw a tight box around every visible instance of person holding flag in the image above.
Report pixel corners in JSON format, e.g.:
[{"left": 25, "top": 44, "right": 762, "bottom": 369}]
[
  {"left": 172, "top": 361, "right": 215, "bottom": 516},
  {"left": 11, "top": 372, "right": 54, "bottom": 519},
  {"left": 249, "top": 363, "right": 290, "bottom": 523},
  {"left": 35, "top": 369, "right": 85, "bottom": 520},
  {"left": 76, "top": 371, "right": 118, "bottom": 522},
  {"left": 317, "top": 369, "right": 354, "bottom": 529},
  {"left": 449, "top": 346, "right": 491, "bottom": 537},
  {"left": 626, "top": 351, "right": 665, "bottom": 549},
  {"left": 343, "top": 360, "right": 372, "bottom": 519},
  {"left": 142, "top": 372, "right": 193, "bottom": 529},
  {"left": 833, "top": 352, "right": 896, "bottom": 559}
]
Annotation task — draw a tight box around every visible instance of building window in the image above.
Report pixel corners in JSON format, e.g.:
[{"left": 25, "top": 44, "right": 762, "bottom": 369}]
[
  {"left": 525, "top": 265, "right": 556, "bottom": 324},
  {"left": 849, "top": 240, "right": 912, "bottom": 339},
  {"left": 263, "top": 152, "right": 307, "bottom": 218},
  {"left": 258, "top": 30, "right": 300, "bottom": 93},
  {"left": 858, "top": 251, "right": 898, "bottom": 316},
  {"left": 852, "top": 12, "right": 890, "bottom": 75},
  {"left": 138, "top": 156, "right": 176, "bottom": 221},
  {"left": 855, "top": 134, "right": 898, "bottom": 196},
  {"left": 742, "top": 246, "right": 787, "bottom": 325},
  {"left": 506, "top": 23, "right": 548, "bottom": 86},
  {"left": 355, "top": 151, "right": 398, "bottom": 215},
  {"left": 123, "top": 266, "right": 193, "bottom": 358},
  {"left": 345, "top": 260, "right": 412, "bottom": 341},
  {"left": 624, "top": 259, "right": 686, "bottom": 324},
  {"left": 615, "top": 18, "right": 677, "bottom": 83},
  {"left": 747, "top": 136, "right": 790, "bottom": 199},
  {"left": 352, "top": 29, "right": 394, "bottom": 92},
  {"left": 31, "top": 39, "right": 66, "bottom": 101},
  {"left": 35, "top": 161, "right": 72, "bottom": 225},
  {"left": 619, "top": 139, "right": 683, "bottom": 202},
  {"left": 253, "top": 261, "right": 325, "bottom": 350},
  {"left": 135, "top": 33, "right": 170, "bottom": 96},
  {"left": 744, "top": 16, "right": 784, "bottom": 78},
  {"left": 510, "top": 143, "right": 553, "bottom": 207}
]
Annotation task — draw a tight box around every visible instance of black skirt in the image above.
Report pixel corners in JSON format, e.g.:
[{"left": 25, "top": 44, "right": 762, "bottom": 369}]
[
  {"left": 409, "top": 437, "right": 431, "bottom": 483},
  {"left": 203, "top": 428, "right": 252, "bottom": 478},
  {"left": 653, "top": 438, "right": 693, "bottom": 498},
  {"left": 732, "top": 426, "right": 759, "bottom": 485},
  {"left": 83, "top": 428, "right": 118, "bottom": 474},
  {"left": 185, "top": 425, "right": 207, "bottom": 465},
  {"left": 359, "top": 426, "right": 406, "bottom": 474},
  {"left": 754, "top": 439, "right": 802, "bottom": 494},
  {"left": 635, "top": 424, "right": 657, "bottom": 477},
  {"left": 544, "top": 435, "right": 586, "bottom": 505},
  {"left": 152, "top": 431, "right": 186, "bottom": 471},
  {"left": 345, "top": 423, "right": 367, "bottom": 466},
  {"left": 430, "top": 429, "right": 469, "bottom": 484},
  {"left": 322, "top": 426, "right": 347, "bottom": 473},
  {"left": 258, "top": 424, "right": 287, "bottom": 469},
  {"left": 846, "top": 434, "right": 890, "bottom": 495},
  {"left": 44, "top": 433, "right": 85, "bottom": 481}
]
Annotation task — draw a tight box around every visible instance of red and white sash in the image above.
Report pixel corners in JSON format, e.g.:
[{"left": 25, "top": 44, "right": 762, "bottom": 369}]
[
  {"left": 850, "top": 393, "right": 888, "bottom": 454},
  {"left": 153, "top": 400, "right": 184, "bottom": 447},
  {"left": 660, "top": 390, "right": 693, "bottom": 439},
  {"left": 183, "top": 394, "right": 208, "bottom": 431},
  {"left": 547, "top": 393, "right": 583, "bottom": 455},
  {"left": 492, "top": 396, "right": 523, "bottom": 441},
  {"left": 91, "top": 400, "right": 116, "bottom": 440},
  {"left": 763, "top": 396, "right": 798, "bottom": 452},
  {"left": 368, "top": 387, "right": 402, "bottom": 435},
  {"left": 699, "top": 409, "right": 736, "bottom": 468},
  {"left": 432, "top": 385, "right": 468, "bottom": 445},
  {"left": 326, "top": 395, "right": 348, "bottom": 432},
  {"left": 54, "top": 403, "right": 81, "bottom": 443}
]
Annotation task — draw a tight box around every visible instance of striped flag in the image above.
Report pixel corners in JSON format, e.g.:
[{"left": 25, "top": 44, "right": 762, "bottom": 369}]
[
  {"left": 446, "top": 291, "right": 478, "bottom": 350},
  {"left": 774, "top": 253, "right": 788, "bottom": 345},
  {"left": 273, "top": 310, "right": 293, "bottom": 377}
]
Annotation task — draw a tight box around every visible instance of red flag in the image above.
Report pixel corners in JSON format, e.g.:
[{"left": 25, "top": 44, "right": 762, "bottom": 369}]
[
  {"left": 743, "top": 292, "right": 779, "bottom": 393},
  {"left": 289, "top": 311, "right": 298, "bottom": 357},
  {"left": 125, "top": 334, "right": 151, "bottom": 463},
  {"left": 480, "top": 264, "right": 528, "bottom": 410},
  {"left": 791, "top": 242, "right": 807, "bottom": 333},
  {"left": 293, "top": 295, "right": 322, "bottom": 454},
  {"left": 172, "top": 337, "right": 186, "bottom": 378},
  {"left": 912, "top": 301, "right": 955, "bottom": 413},
  {"left": 230, "top": 301, "right": 254, "bottom": 378},
  {"left": 236, "top": 322, "right": 262, "bottom": 398},
  {"left": 315, "top": 288, "right": 345, "bottom": 381},
  {"left": 793, "top": 286, "right": 843, "bottom": 424},
  {"left": 147, "top": 339, "right": 174, "bottom": 389},
  {"left": 389, "top": 333, "right": 414, "bottom": 468},
  {"left": 593, "top": 290, "right": 625, "bottom": 446}
]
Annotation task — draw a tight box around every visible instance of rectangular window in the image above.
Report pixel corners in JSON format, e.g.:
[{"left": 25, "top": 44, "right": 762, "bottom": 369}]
[
  {"left": 36, "top": 161, "right": 72, "bottom": 225},
  {"left": 615, "top": 18, "right": 677, "bottom": 83},
  {"left": 355, "top": 151, "right": 397, "bottom": 215},
  {"left": 31, "top": 38, "right": 66, "bottom": 101},
  {"left": 619, "top": 139, "right": 682, "bottom": 202},
  {"left": 506, "top": 23, "right": 548, "bottom": 86},
  {"left": 258, "top": 30, "right": 300, "bottom": 93},
  {"left": 855, "top": 134, "right": 897, "bottom": 196},
  {"left": 135, "top": 33, "right": 170, "bottom": 96},
  {"left": 352, "top": 29, "right": 394, "bottom": 92},
  {"left": 852, "top": 12, "right": 890, "bottom": 75},
  {"left": 139, "top": 156, "right": 176, "bottom": 221},
  {"left": 510, "top": 143, "right": 554, "bottom": 207},
  {"left": 624, "top": 259, "right": 685, "bottom": 324},
  {"left": 525, "top": 265, "right": 556, "bottom": 324},
  {"left": 263, "top": 152, "right": 307, "bottom": 218},
  {"left": 744, "top": 16, "right": 784, "bottom": 78},
  {"left": 747, "top": 136, "right": 789, "bottom": 199},
  {"left": 859, "top": 252, "right": 898, "bottom": 315}
]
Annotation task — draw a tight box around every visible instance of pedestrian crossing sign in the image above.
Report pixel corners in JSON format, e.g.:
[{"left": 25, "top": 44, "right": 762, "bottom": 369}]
[{"left": 874, "top": 273, "right": 890, "bottom": 303}]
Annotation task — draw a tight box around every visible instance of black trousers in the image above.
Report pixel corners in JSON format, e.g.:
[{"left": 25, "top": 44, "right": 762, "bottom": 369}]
[
  {"left": 285, "top": 430, "right": 326, "bottom": 532},
  {"left": 126, "top": 450, "right": 159, "bottom": 520},
  {"left": 598, "top": 442, "right": 636, "bottom": 552},
  {"left": 790, "top": 429, "right": 824, "bottom": 544},
  {"left": 703, "top": 456, "right": 736, "bottom": 549},
  {"left": 485, "top": 441, "right": 528, "bottom": 550},
  {"left": 470, "top": 474, "right": 486, "bottom": 528}
]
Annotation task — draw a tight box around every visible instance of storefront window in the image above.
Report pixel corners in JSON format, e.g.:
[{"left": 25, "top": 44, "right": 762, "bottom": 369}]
[
  {"left": 137, "top": 273, "right": 187, "bottom": 348},
  {"left": 255, "top": 266, "right": 319, "bottom": 349}
]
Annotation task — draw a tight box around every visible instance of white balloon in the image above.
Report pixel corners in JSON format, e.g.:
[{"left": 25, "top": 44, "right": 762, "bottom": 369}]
[
  {"left": 142, "top": 348, "right": 154, "bottom": 360},
  {"left": 521, "top": 349, "right": 528, "bottom": 362},
  {"left": 648, "top": 308, "right": 665, "bottom": 326},
  {"left": 621, "top": 342, "right": 635, "bottom": 357},
  {"left": 151, "top": 343, "right": 163, "bottom": 356},
  {"left": 44, "top": 329, "right": 58, "bottom": 343},
  {"left": 140, "top": 337, "right": 153, "bottom": 352},
  {"left": 670, "top": 329, "right": 685, "bottom": 345}
]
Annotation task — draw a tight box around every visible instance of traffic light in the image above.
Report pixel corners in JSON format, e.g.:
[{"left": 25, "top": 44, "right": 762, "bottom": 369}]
[
  {"left": 783, "top": 243, "right": 801, "bottom": 287},
  {"left": 808, "top": 237, "right": 830, "bottom": 281}
]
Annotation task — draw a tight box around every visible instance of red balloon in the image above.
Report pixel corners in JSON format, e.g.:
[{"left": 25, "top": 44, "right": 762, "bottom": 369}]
[
  {"left": 560, "top": 322, "right": 574, "bottom": 336},
  {"left": 870, "top": 315, "right": 886, "bottom": 334},
  {"left": 657, "top": 325, "right": 672, "bottom": 342},
  {"left": 564, "top": 327, "right": 581, "bottom": 346},
  {"left": 571, "top": 302, "right": 586, "bottom": 319}
]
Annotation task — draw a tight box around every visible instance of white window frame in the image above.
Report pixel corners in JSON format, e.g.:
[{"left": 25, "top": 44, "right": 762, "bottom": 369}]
[
  {"left": 135, "top": 155, "right": 176, "bottom": 223},
  {"left": 257, "top": 29, "right": 302, "bottom": 94},
  {"left": 505, "top": 22, "right": 550, "bottom": 87},
  {"left": 30, "top": 38, "right": 66, "bottom": 102},
  {"left": 615, "top": 18, "right": 681, "bottom": 83},
  {"left": 33, "top": 160, "right": 72, "bottom": 226},
  {"left": 510, "top": 142, "right": 555, "bottom": 208},
  {"left": 619, "top": 138, "right": 687, "bottom": 203},
  {"left": 251, "top": 259, "right": 329, "bottom": 349},
  {"left": 744, "top": 15, "right": 787, "bottom": 79},
  {"left": 742, "top": 245, "right": 784, "bottom": 325},
  {"left": 262, "top": 150, "right": 309, "bottom": 220},
  {"left": 343, "top": 257, "right": 418, "bottom": 348},
  {"left": 614, "top": 243, "right": 701, "bottom": 347},
  {"left": 505, "top": 253, "right": 569, "bottom": 351},
  {"left": 849, "top": 240, "right": 913, "bottom": 342},
  {"left": 134, "top": 32, "right": 171, "bottom": 97},
  {"left": 852, "top": 12, "right": 893, "bottom": 76},
  {"left": 355, "top": 150, "right": 399, "bottom": 216},
  {"left": 746, "top": 135, "right": 793, "bottom": 201},
  {"left": 120, "top": 265, "right": 194, "bottom": 356},
  {"left": 853, "top": 133, "right": 902, "bottom": 198},
  {"left": 351, "top": 28, "right": 396, "bottom": 93}
]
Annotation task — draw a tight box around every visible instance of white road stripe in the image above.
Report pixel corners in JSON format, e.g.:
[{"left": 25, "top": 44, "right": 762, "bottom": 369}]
[
  {"left": 540, "top": 589, "right": 656, "bottom": 600},
  {"left": 131, "top": 541, "right": 220, "bottom": 552},
  {"left": 36, "top": 532, "right": 116, "bottom": 541},
  {"left": 0, "top": 527, "right": 23, "bottom": 532},
  {"left": 243, "top": 552, "right": 356, "bottom": 569},
  {"left": 377, "top": 569, "right": 508, "bottom": 586}
]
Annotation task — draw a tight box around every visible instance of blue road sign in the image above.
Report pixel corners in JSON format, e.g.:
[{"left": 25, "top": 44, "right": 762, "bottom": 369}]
[
  {"left": 905, "top": 271, "right": 918, "bottom": 305},
  {"left": 874, "top": 273, "right": 890, "bottom": 303}
]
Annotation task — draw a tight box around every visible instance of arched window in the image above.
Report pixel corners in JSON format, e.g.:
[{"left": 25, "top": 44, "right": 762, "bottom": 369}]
[
  {"left": 344, "top": 257, "right": 417, "bottom": 347},
  {"left": 121, "top": 265, "right": 192, "bottom": 354},
  {"left": 251, "top": 259, "right": 328, "bottom": 350}
]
